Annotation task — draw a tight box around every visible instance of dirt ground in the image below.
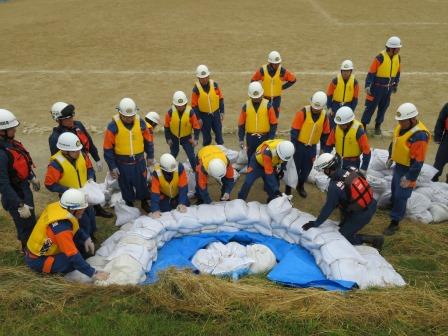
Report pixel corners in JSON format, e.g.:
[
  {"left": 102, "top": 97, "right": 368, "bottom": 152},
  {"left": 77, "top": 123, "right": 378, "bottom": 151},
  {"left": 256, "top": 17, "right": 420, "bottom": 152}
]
[{"left": 0, "top": 0, "right": 447, "bottom": 221}]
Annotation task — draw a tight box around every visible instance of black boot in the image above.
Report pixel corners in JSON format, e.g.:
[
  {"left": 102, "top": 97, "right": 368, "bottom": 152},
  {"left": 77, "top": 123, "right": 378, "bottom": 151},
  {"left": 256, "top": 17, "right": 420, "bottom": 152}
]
[
  {"left": 384, "top": 220, "right": 399, "bottom": 236},
  {"left": 141, "top": 200, "right": 151, "bottom": 213},
  {"left": 297, "top": 183, "right": 307, "bottom": 198},
  {"left": 359, "top": 234, "right": 384, "bottom": 250},
  {"left": 125, "top": 200, "right": 134, "bottom": 207},
  {"left": 374, "top": 123, "right": 382, "bottom": 135},
  {"left": 94, "top": 204, "right": 114, "bottom": 218},
  {"left": 285, "top": 185, "right": 292, "bottom": 196}
]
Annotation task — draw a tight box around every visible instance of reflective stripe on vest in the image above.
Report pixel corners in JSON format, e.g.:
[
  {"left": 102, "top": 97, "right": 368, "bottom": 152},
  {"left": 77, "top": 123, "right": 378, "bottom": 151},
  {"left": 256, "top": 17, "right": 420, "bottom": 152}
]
[
  {"left": 261, "top": 65, "right": 282, "bottom": 98},
  {"left": 198, "top": 145, "right": 228, "bottom": 172},
  {"left": 333, "top": 74, "right": 355, "bottom": 103},
  {"left": 27, "top": 202, "right": 79, "bottom": 256},
  {"left": 298, "top": 106, "right": 326, "bottom": 145},
  {"left": 377, "top": 50, "right": 400, "bottom": 79},
  {"left": 169, "top": 106, "right": 193, "bottom": 138},
  {"left": 51, "top": 151, "right": 87, "bottom": 188},
  {"left": 113, "top": 114, "right": 144, "bottom": 156},
  {"left": 255, "top": 139, "right": 283, "bottom": 167},
  {"left": 245, "top": 98, "right": 270, "bottom": 134},
  {"left": 155, "top": 164, "right": 179, "bottom": 198},
  {"left": 335, "top": 120, "right": 362, "bottom": 158},
  {"left": 196, "top": 80, "right": 220, "bottom": 113},
  {"left": 391, "top": 121, "right": 429, "bottom": 167}
]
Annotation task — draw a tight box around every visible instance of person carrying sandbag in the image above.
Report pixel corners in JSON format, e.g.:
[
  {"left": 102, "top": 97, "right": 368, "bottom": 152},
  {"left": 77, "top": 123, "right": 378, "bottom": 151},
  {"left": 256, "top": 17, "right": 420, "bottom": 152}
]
[{"left": 302, "top": 153, "right": 384, "bottom": 250}]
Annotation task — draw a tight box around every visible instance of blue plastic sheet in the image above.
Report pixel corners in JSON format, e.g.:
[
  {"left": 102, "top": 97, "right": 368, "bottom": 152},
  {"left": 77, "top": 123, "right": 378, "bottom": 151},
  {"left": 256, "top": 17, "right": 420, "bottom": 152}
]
[{"left": 143, "top": 231, "right": 355, "bottom": 291}]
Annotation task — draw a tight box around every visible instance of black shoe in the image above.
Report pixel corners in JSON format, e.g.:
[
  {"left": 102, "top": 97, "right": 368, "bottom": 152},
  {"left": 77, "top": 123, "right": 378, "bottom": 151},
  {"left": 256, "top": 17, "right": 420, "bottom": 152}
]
[
  {"left": 374, "top": 124, "right": 382, "bottom": 135},
  {"left": 125, "top": 201, "right": 134, "bottom": 207},
  {"left": 285, "top": 185, "right": 292, "bottom": 196},
  {"left": 297, "top": 184, "right": 307, "bottom": 198},
  {"left": 384, "top": 220, "right": 399, "bottom": 236},
  {"left": 360, "top": 234, "right": 384, "bottom": 251},
  {"left": 141, "top": 200, "right": 151, "bottom": 213},
  {"left": 94, "top": 204, "right": 114, "bottom": 218}
]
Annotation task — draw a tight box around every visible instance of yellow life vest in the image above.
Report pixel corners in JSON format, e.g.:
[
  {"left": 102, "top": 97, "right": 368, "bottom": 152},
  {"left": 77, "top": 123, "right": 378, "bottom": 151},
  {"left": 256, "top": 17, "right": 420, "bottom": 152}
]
[
  {"left": 113, "top": 114, "right": 144, "bottom": 156},
  {"left": 27, "top": 202, "right": 79, "bottom": 256},
  {"left": 377, "top": 50, "right": 400, "bottom": 79},
  {"left": 391, "top": 121, "right": 429, "bottom": 166},
  {"left": 335, "top": 120, "right": 363, "bottom": 158},
  {"left": 261, "top": 65, "right": 282, "bottom": 98},
  {"left": 198, "top": 145, "right": 228, "bottom": 172},
  {"left": 51, "top": 151, "right": 87, "bottom": 188},
  {"left": 255, "top": 139, "right": 283, "bottom": 167},
  {"left": 169, "top": 106, "right": 193, "bottom": 138},
  {"left": 245, "top": 98, "right": 270, "bottom": 134},
  {"left": 196, "top": 80, "right": 220, "bottom": 113},
  {"left": 298, "top": 106, "right": 326, "bottom": 145},
  {"left": 333, "top": 74, "right": 355, "bottom": 103},
  {"left": 155, "top": 164, "right": 179, "bottom": 198}
]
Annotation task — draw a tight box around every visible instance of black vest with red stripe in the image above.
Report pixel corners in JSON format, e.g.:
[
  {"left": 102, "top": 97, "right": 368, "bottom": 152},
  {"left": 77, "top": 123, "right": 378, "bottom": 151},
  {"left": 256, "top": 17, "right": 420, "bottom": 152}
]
[{"left": 339, "top": 168, "right": 373, "bottom": 212}]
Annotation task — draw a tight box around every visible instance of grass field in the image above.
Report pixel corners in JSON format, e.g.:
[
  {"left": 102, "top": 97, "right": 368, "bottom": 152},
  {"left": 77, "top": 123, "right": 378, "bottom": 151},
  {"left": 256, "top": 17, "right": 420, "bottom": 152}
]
[{"left": 1, "top": 0, "right": 448, "bottom": 334}]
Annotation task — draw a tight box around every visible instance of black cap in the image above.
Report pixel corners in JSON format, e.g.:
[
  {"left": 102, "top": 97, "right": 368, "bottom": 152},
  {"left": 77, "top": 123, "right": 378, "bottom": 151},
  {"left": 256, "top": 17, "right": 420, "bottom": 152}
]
[{"left": 59, "top": 104, "right": 75, "bottom": 119}]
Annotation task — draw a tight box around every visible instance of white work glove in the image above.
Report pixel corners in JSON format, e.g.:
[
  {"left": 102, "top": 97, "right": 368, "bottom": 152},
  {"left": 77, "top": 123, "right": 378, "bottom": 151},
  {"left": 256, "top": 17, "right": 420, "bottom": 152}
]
[
  {"left": 385, "top": 158, "right": 393, "bottom": 169},
  {"left": 18, "top": 204, "right": 33, "bottom": 219},
  {"left": 239, "top": 141, "right": 245, "bottom": 149},
  {"left": 147, "top": 158, "right": 154, "bottom": 167},
  {"left": 96, "top": 161, "right": 104, "bottom": 172},
  {"left": 365, "top": 87, "right": 372, "bottom": 96},
  {"left": 151, "top": 211, "right": 161, "bottom": 219},
  {"left": 167, "top": 139, "right": 173, "bottom": 147},
  {"left": 359, "top": 169, "right": 367, "bottom": 176},
  {"left": 400, "top": 176, "right": 412, "bottom": 188},
  {"left": 220, "top": 193, "right": 230, "bottom": 201},
  {"left": 176, "top": 204, "right": 187, "bottom": 213},
  {"left": 84, "top": 237, "right": 95, "bottom": 255},
  {"left": 220, "top": 113, "right": 224, "bottom": 122},
  {"left": 30, "top": 177, "right": 41, "bottom": 192},
  {"left": 192, "top": 139, "right": 198, "bottom": 147},
  {"left": 110, "top": 168, "right": 120, "bottom": 179},
  {"left": 93, "top": 271, "right": 109, "bottom": 281}
]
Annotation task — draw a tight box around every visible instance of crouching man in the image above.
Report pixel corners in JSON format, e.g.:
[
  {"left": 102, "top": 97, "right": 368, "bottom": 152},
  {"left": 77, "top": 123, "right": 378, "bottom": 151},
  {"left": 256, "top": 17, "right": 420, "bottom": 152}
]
[{"left": 303, "top": 153, "right": 384, "bottom": 249}]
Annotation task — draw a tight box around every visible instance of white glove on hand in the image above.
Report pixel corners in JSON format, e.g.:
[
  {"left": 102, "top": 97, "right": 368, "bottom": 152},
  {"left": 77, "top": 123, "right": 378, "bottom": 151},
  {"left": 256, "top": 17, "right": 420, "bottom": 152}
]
[
  {"left": 220, "top": 193, "right": 230, "bottom": 201},
  {"left": 167, "top": 139, "right": 173, "bottom": 147},
  {"left": 84, "top": 237, "right": 95, "bottom": 255},
  {"left": 110, "top": 168, "right": 120, "bottom": 179},
  {"left": 96, "top": 161, "right": 104, "bottom": 172},
  {"left": 18, "top": 204, "right": 33, "bottom": 218},
  {"left": 93, "top": 271, "right": 109, "bottom": 281},
  {"left": 400, "top": 176, "right": 412, "bottom": 188},
  {"left": 177, "top": 204, "right": 187, "bottom": 213},
  {"left": 385, "top": 159, "right": 393, "bottom": 169},
  {"left": 30, "top": 177, "right": 41, "bottom": 192},
  {"left": 239, "top": 141, "right": 245, "bottom": 149},
  {"left": 365, "top": 87, "right": 372, "bottom": 96},
  {"left": 151, "top": 211, "right": 161, "bottom": 219},
  {"left": 192, "top": 139, "right": 198, "bottom": 147}
]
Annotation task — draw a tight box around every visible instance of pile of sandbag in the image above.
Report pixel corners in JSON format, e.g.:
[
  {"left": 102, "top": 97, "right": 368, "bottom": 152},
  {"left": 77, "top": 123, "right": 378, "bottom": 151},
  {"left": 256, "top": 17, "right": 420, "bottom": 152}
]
[{"left": 66, "top": 196, "right": 405, "bottom": 289}]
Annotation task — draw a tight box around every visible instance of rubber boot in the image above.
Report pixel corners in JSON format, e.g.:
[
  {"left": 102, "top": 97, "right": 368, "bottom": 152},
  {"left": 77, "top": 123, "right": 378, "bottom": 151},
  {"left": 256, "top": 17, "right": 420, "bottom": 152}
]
[
  {"left": 384, "top": 220, "right": 399, "bottom": 236},
  {"left": 94, "top": 204, "right": 114, "bottom": 218},
  {"left": 359, "top": 234, "right": 384, "bottom": 251},
  {"left": 141, "top": 200, "right": 151, "bottom": 213},
  {"left": 297, "top": 182, "right": 307, "bottom": 198},
  {"left": 284, "top": 185, "right": 292, "bottom": 196},
  {"left": 374, "top": 123, "right": 382, "bottom": 136},
  {"left": 125, "top": 200, "right": 134, "bottom": 207}
]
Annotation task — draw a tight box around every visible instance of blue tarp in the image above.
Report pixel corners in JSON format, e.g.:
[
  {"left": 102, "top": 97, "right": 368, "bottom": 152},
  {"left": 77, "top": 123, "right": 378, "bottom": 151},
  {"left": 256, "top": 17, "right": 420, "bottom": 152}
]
[{"left": 143, "top": 231, "right": 355, "bottom": 291}]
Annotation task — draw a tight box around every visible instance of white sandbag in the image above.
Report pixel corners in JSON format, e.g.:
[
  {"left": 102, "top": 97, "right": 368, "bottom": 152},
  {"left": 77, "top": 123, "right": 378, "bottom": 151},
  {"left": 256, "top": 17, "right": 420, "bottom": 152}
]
[
  {"left": 318, "top": 260, "right": 332, "bottom": 277},
  {"left": 280, "top": 208, "right": 302, "bottom": 229},
  {"left": 197, "top": 203, "right": 227, "bottom": 225},
  {"left": 307, "top": 168, "right": 319, "bottom": 184},
  {"left": 406, "top": 191, "right": 431, "bottom": 215},
  {"left": 118, "top": 233, "right": 157, "bottom": 252},
  {"left": 366, "top": 169, "right": 385, "bottom": 178},
  {"left": 86, "top": 255, "right": 108, "bottom": 269},
  {"left": 106, "top": 243, "right": 153, "bottom": 271},
  {"left": 408, "top": 210, "right": 433, "bottom": 224},
  {"left": 416, "top": 164, "right": 438, "bottom": 186},
  {"left": 429, "top": 203, "right": 448, "bottom": 222},
  {"left": 283, "top": 159, "right": 298, "bottom": 188},
  {"left": 65, "top": 270, "right": 93, "bottom": 283},
  {"left": 310, "top": 248, "right": 323, "bottom": 265},
  {"left": 199, "top": 225, "right": 219, "bottom": 234},
  {"left": 253, "top": 223, "right": 272, "bottom": 236},
  {"left": 99, "top": 229, "right": 127, "bottom": 248},
  {"left": 182, "top": 161, "right": 197, "bottom": 198},
  {"left": 246, "top": 244, "right": 277, "bottom": 274},
  {"left": 217, "top": 145, "right": 239, "bottom": 164},
  {"left": 321, "top": 239, "right": 367, "bottom": 265},
  {"left": 267, "top": 196, "right": 292, "bottom": 224},
  {"left": 377, "top": 191, "right": 392, "bottom": 209},
  {"left": 99, "top": 254, "right": 146, "bottom": 285},
  {"left": 157, "top": 212, "right": 182, "bottom": 232},
  {"left": 109, "top": 192, "right": 123, "bottom": 207},
  {"left": 114, "top": 201, "right": 141, "bottom": 226},
  {"left": 288, "top": 213, "right": 316, "bottom": 236},
  {"left": 212, "top": 257, "right": 253, "bottom": 276},
  {"left": 366, "top": 175, "right": 387, "bottom": 195},
  {"left": 225, "top": 199, "right": 249, "bottom": 222},
  {"left": 217, "top": 224, "right": 240, "bottom": 233},
  {"left": 238, "top": 201, "right": 261, "bottom": 225},
  {"left": 191, "top": 248, "right": 222, "bottom": 274},
  {"left": 236, "top": 149, "right": 248, "bottom": 165},
  {"left": 315, "top": 173, "right": 330, "bottom": 192},
  {"left": 258, "top": 204, "right": 272, "bottom": 229},
  {"left": 329, "top": 258, "right": 366, "bottom": 285},
  {"left": 82, "top": 180, "right": 106, "bottom": 205},
  {"left": 104, "top": 172, "right": 120, "bottom": 192},
  {"left": 368, "top": 149, "right": 389, "bottom": 171}
]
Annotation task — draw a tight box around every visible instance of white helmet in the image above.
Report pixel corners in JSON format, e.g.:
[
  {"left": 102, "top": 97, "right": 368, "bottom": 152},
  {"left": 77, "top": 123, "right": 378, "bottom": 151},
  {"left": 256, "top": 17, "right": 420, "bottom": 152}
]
[
  {"left": 268, "top": 51, "right": 282, "bottom": 64},
  {"left": 395, "top": 103, "right": 418, "bottom": 120},
  {"left": 145, "top": 111, "right": 160, "bottom": 125},
  {"left": 248, "top": 82, "right": 264, "bottom": 99},
  {"left": 160, "top": 153, "right": 178, "bottom": 172},
  {"left": 340, "top": 60, "right": 354, "bottom": 71},
  {"left": 276, "top": 140, "right": 295, "bottom": 161},
  {"left": 208, "top": 158, "right": 227, "bottom": 179},
  {"left": 0, "top": 109, "right": 19, "bottom": 130},
  {"left": 57, "top": 132, "right": 83, "bottom": 151},
  {"left": 60, "top": 188, "right": 88, "bottom": 210},
  {"left": 386, "top": 36, "right": 402, "bottom": 48},
  {"left": 117, "top": 97, "right": 138, "bottom": 116},
  {"left": 335, "top": 106, "right": 355, "bottom": 125},
  {"left": 172, "top": 91, "right": 188, "bottom": 106},
  {"left": 315, "top": 153, "right": 337, "bottom": 171},
  {"left": 196, "top": 64, "right": 210, "bottom": 78},
  {"left": 310, "top": 91, "right": 327, "bottom": 110}
]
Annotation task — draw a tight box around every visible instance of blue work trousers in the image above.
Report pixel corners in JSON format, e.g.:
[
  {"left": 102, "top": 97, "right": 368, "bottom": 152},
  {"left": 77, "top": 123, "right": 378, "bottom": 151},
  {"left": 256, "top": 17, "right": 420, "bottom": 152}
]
[{"left": 199, "top": 110, "right": 224, "bottom": 146}]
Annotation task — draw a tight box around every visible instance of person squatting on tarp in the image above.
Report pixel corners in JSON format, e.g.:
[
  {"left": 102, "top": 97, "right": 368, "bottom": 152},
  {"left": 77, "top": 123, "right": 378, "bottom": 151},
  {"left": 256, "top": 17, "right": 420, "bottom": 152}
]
[
  {"left": 238, "top": 139, "right": 295, "bottom": 202},
  {"left": 303, "top": 153, "right": 384, "bottom": 250},
  {"left": 164, "top": 91, "right": 201, "bottom": 169},
  {"left": 195, "top": 145, "right": 235, "bottom": 204},
  {"left": 25, "top": 188, "right": 109, "bottom": 282},
  {"left": 286, "top": 91, "right": 331, "bottom": 198},
  {"left": 326, "top": 60, "right": 359, "bottom": 129},
  {"left": 0, "top": 109, "right": 40, "bottom": 251},
  {"left": 103, "top": 98, "right": 154, "bottom": 213},
  {"left": 251, "top": 50, "right": 296, "bottom": 118},
  {"left": 191, "top": 65, "right": 225, "bottom": 146},
  {"left": 383, "top": 103, "right": 430, "bottom": 236},
  {"left": 238, "top": 81, "right": 278, "bottom": 160},
  {"left": 48, "top": 101, "right": 112, "bottom": 218},
  {"left": 325, "top": 106, "right": 371, "bottom": 173},
  {"left": 150, "top": 153, "right": 189, "bottom": 218},
  {"left": 431, "top": 102, "right": 448, "bottom": 182}
]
